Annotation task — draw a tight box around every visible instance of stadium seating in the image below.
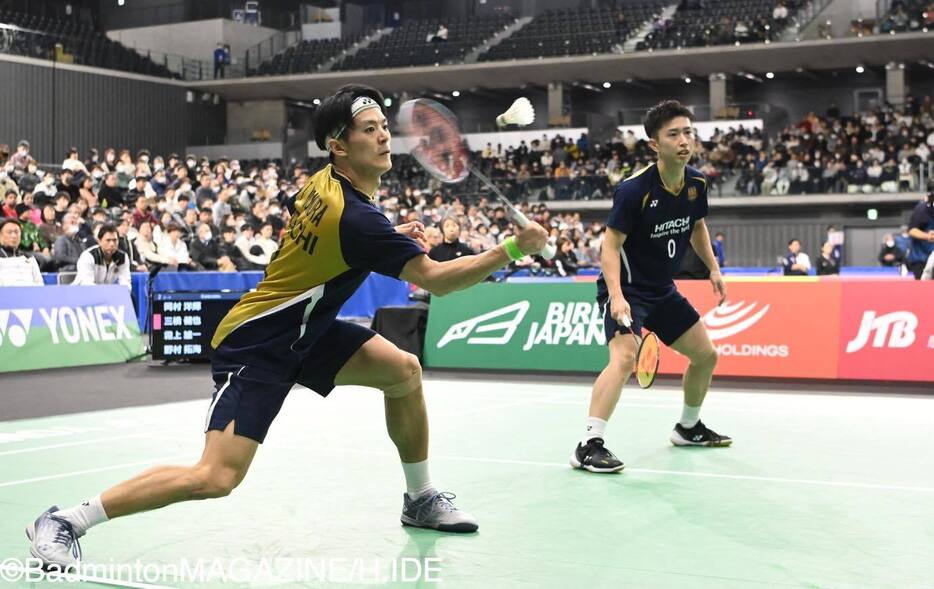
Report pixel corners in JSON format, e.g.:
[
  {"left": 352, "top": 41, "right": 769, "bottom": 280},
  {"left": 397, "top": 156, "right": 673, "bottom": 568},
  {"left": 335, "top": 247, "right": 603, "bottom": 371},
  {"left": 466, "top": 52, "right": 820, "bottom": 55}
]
[
  {"left": 479, "top": 2, "right": 668, "bottom": 61},
  {"left": 0, "top": 8, "right": 176, "bottom": 78},
  {"left": 248, "top": 34, "right": 369, "bottom": 76},
  {"left": 637, "top": 0, "right": 804, "bottom": 51},
  {"left": 332, "top": 15, "right": 515, "bottom": 71}
]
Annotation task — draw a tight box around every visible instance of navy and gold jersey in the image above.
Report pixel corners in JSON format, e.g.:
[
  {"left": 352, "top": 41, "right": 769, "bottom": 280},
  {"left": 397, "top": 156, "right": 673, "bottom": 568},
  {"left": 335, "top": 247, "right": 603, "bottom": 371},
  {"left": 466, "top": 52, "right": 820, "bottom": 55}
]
[
  {"left": 598, "top": 163, "right": 708, "bottom": 296},
  {"left": 211, "top": 164, "right": 424, "bottom": 358}
]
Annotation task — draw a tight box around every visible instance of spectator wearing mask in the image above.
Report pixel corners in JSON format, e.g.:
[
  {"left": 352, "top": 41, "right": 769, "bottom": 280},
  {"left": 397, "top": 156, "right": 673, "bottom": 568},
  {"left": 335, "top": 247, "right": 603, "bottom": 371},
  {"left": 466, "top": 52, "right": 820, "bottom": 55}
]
[
  {"left": 906, "top": 188, "right": 934, "bottom": 279},
  {"left": 189, "top": 223, "right": 221, "bottom": 270},
  {"left": 73, "top": 224, "right": 131, "bottom": 288},
  {"left": 781, "top": 238, "right": 811, "bottom": 275},
  {"left": 429, "top": 217, "right": 474, "bottom": 262},
  {"left": 0, "top": 218, "right": 42, "bottom": 286},
  {"left": 878, "top": 233, "right": 906, "bottom": 267},
  {"left": 815, "top": 242, "right": 840, "bottom": 275},
  {"left": 8, "top": 140, "right": 31, "bottom": 176},
  {"left": 52, "top": 213, "right": 85, "bottom": 270}
]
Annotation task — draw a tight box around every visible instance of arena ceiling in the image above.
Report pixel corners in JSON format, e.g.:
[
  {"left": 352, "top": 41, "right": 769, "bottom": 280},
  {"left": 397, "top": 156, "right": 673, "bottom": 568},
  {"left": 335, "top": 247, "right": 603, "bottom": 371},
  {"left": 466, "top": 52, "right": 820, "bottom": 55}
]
[{"left": 187, "top": 32, "right": 932, "bottom": 102}]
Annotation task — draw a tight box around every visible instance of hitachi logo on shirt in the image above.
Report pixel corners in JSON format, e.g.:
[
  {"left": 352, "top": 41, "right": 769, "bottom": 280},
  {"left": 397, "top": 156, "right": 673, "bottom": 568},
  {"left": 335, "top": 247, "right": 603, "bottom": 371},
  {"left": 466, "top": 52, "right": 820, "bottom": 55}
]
[{"left": 653, "top": 216, "right": 691, "bottom": 234}]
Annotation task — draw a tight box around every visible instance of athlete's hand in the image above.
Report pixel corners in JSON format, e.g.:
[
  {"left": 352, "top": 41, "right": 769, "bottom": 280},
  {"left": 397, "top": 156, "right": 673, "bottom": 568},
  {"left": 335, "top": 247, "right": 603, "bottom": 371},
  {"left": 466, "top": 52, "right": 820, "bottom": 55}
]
[
  {"left": 609, "top": 294, "right": 631, "bottom": 326},
  {"left": 396, "top": 221, "right": 427, "bottom": 249},
  {"left": 710, "top": 270, "right": 727, "bottom": 305},
  {"left": 515, "top": 221, "right": 548, "bottom": 255}
]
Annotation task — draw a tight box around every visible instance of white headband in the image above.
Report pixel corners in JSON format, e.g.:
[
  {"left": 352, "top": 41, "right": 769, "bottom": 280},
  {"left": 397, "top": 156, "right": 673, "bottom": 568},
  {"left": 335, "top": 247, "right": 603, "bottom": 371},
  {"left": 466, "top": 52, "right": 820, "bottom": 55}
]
[{"left": 329, "top": 96, "right": 381, "bottom": 143}]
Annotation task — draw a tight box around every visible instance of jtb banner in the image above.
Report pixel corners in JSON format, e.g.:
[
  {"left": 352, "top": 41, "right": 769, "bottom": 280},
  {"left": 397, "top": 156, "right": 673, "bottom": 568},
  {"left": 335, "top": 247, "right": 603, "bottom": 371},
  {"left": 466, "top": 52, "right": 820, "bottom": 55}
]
[
  {"left": 425, "top": 279, "right": 933, "bottom": 383},
  {"left": 0, "top": 286, "right": 144, "bottom": 373}
]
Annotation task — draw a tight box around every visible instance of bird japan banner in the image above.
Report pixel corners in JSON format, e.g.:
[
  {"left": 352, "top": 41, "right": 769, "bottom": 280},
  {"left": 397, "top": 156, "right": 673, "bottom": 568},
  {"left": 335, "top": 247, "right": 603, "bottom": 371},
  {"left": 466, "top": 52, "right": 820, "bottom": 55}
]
[{"left": 425, "top": 279, "right": 933, "bottom": 383}]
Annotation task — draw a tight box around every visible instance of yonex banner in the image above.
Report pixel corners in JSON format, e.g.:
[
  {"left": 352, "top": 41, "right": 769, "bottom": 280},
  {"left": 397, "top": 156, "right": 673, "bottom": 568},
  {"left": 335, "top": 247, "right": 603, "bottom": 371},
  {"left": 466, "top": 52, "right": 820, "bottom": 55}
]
[
  {"left": 425, "top": 279, "right": 933, "bottom": 383},
  {"left": 0, "top": 286, "right": 144, "bottom": 373}
]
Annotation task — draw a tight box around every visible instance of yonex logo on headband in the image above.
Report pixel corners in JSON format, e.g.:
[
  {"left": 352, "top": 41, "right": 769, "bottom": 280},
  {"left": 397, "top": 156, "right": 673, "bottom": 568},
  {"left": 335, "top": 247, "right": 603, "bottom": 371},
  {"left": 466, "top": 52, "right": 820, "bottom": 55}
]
[{"left": 329, "top": 96, "right": 382, "bottom": 143}]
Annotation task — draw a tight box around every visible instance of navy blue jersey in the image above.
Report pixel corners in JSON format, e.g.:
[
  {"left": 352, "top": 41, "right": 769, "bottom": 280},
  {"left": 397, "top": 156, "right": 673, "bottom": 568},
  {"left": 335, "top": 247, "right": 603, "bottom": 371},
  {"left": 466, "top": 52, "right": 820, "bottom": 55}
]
[
  {"left": 213, "top": 164, "right": 424, "bottom": 355},
  {"left": 598, "top": 163, "right": 708, "bottom": 298}
]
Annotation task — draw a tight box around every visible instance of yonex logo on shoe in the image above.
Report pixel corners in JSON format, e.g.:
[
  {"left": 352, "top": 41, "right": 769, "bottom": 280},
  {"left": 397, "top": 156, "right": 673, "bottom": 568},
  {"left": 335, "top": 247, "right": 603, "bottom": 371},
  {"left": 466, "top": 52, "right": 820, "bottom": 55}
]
[
  {"left": 692, "top": 435, "right": 704, "bottom": 441},
  {"left": 0, "top": 309, "right": 33, "bottom": 348}
]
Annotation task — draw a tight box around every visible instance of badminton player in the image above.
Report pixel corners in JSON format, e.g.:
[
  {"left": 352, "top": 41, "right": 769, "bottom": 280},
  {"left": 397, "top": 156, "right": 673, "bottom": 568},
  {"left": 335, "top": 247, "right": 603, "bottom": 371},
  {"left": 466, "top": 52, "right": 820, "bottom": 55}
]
[
  {"left": 27, "top": 84, "right": 548, "bottom": 567},
  {"left": 570, "top": 100, "right": 731, "bottom": 474}
]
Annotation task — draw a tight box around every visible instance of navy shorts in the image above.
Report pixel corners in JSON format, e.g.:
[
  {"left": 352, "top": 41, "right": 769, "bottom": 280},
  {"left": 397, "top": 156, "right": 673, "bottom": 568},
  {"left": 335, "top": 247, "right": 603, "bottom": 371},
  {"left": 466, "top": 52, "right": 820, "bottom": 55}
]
[
  {"left": 599, "top": 287, "right": 700, "bottom": 347},
  {"left": 205, "top": 320, "right": 376, "bottom": 443}
]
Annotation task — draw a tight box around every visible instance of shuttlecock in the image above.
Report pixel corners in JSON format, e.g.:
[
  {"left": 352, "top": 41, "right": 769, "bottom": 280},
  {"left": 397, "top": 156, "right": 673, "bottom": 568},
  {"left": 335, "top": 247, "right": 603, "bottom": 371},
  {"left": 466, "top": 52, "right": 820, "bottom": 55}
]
[{"left": 496, "top": 97, "right": 534, "bottom": 128}]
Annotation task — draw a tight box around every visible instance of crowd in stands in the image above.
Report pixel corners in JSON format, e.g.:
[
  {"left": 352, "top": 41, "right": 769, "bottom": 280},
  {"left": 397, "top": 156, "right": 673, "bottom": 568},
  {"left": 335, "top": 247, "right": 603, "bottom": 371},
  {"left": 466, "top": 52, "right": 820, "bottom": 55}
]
[
  {"left": 1, "top": 95, "right": 932, "bottom": 286},
  {"left": 878, "top": 0, "right": 934, "bottom": 34}
]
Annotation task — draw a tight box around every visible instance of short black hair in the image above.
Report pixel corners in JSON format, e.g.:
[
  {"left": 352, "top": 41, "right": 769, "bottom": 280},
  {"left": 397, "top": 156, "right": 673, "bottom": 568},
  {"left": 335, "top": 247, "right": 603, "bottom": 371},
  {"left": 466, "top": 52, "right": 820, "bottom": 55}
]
[
  {"left": 97, "top": 223, "right": 118, "bottom": 239},
  {"left": 312, "top": 84, "right": 386, "bottom": 152},
  {"left": 788, "top": 238, "right": 800, "bottom": 246},
  {"left": 643, "top": 100, "right": 694, "bottom": 138},
  {"left": 0, "top": 217, "right": 21, "bottom": 231}
]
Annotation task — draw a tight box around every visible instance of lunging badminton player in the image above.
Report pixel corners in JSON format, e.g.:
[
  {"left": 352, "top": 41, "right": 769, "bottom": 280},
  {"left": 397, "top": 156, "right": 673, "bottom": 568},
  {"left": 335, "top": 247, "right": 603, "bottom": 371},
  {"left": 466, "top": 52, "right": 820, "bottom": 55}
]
[
  {"left": 570, "top": 100, "right": 731, "bottom": 474},
  {"left": 27, "top": 84, "right": 548, "bottom": 567}
]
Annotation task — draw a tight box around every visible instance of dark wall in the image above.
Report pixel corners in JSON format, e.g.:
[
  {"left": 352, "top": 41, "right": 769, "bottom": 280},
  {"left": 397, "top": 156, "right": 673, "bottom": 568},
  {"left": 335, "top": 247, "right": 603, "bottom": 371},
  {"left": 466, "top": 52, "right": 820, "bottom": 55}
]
[
  {"left": 98, "top": 0, "right": 186, "bottom": 30},
  {"left": 0, "top": 57, "right": 220, "bottom": 163}
]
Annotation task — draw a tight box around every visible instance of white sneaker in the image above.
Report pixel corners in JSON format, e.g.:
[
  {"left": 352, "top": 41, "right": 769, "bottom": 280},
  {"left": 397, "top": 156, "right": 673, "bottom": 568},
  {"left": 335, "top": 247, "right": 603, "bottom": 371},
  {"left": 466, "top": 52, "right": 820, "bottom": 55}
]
[
  {"left": 401, "top": 490, "right": 479, "bottom": 533},
  {"left": 25, "top": 506, "right": 83, "bottom": 569}
]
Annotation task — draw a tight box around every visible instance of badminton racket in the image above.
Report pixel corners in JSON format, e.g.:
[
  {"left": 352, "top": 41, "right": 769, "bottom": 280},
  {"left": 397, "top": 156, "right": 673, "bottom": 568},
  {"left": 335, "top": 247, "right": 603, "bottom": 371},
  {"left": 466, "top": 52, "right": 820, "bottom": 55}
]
[
  {"left": 621, "top": 315, "right": 660, "bottom": 389},
  {"left": 397, "top": 98, "right": 556, "bottom": 260}
]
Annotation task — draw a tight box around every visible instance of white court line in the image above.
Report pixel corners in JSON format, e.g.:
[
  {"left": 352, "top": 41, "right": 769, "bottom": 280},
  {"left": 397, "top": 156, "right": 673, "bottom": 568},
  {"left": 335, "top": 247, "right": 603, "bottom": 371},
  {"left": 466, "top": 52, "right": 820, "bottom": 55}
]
[
  {"left": 0, "top": 454, "right": 194, "bottom": 488},
  {"left": 274, "top": 445, "right": 934, "bottom": 495},
  {"left": 0, "top": 563, "right": 177, "bottom": 589},
  {"left": 0, "top": 432, "right": 175, "bottom": 457}
]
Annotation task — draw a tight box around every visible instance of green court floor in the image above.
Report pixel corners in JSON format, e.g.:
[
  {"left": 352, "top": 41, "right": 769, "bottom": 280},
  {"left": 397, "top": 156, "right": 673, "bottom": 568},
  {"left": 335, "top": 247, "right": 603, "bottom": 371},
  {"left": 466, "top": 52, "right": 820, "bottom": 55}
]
[{"left": 1, "top": 377, "right": 932, "bottom": 588}]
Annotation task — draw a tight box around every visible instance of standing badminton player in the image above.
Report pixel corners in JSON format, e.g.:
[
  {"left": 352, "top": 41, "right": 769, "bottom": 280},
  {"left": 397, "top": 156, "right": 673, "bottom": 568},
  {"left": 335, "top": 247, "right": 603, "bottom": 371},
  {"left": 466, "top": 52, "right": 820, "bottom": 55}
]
[
  {"left": 570, "top": 100, "right": 731, "bottom": 474},
  {"left": 27, "top": 84, "right": 548, "bottom": 567}
]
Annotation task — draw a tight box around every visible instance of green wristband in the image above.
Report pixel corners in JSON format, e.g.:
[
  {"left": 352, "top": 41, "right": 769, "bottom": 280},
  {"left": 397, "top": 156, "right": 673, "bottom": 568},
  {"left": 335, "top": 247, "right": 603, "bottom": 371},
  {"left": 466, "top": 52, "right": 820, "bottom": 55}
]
[{"left": 503, "top": 236, "right": 525, "bottom": 261}]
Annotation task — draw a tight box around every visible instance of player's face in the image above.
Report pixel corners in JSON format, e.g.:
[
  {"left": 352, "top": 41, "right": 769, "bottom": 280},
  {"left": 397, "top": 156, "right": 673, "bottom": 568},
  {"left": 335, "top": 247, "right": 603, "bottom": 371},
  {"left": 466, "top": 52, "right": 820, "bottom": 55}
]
[
  {"left": 99, "top": 232, "right": 119, "bottom": 257},
  {"left": 346, "top": 110, "right": 392, "bottom": 177},
  {"left": 653, "top": 117, "right": 695, "bottom": 164}
]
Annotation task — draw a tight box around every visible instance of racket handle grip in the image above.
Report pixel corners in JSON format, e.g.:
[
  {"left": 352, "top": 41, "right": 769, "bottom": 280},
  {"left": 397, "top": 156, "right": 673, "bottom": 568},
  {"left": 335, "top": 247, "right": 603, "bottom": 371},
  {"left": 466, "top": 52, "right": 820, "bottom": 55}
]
[
  {"left": 540, "top": 241, "right": 556, "bottom": 260},
  {"left": 512, "top": 211, "right": 556, "bottom": 260}
]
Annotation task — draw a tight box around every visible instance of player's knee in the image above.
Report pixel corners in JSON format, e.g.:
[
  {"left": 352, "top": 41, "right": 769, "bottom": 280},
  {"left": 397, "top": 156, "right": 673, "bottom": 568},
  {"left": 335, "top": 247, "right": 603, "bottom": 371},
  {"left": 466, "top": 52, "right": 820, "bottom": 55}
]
[
  {"left": 383, "top": 352, "right": 422, "bottom": 399},
  {"left": 189, "top": 465, "right": 243, "bottom": 499},
  {"left": 612, "top": 348, "right": 637, "bottom": 375},
  {"left": 692, "top": 346, "right": 718, "bottom": 369}
]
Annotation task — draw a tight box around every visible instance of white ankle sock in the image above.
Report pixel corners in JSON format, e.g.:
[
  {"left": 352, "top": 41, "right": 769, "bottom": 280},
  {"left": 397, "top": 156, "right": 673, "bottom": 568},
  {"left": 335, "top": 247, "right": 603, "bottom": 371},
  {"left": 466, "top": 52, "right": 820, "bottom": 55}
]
[
  {"left": 679, "top": 404, "right": 701, "bottom": 428},
  {"left": 401, "top": 460, "right": 434, "bottom": 499},
  {"left": 582, "top": 417, "right": 607, "bottom": 444},
  {"left": 56, "top": 494, "right": 109, "bottom": 536}
]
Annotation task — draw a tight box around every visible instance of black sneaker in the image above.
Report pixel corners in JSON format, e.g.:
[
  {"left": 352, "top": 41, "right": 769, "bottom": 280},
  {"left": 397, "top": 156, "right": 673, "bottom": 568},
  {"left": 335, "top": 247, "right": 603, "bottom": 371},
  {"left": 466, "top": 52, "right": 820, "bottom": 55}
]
[
  {"left": 671, "top": 420, "right": 732, "bottom": 447},
  {"left": 569, "top": 437, "right": 625, "bottom": 473}
]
